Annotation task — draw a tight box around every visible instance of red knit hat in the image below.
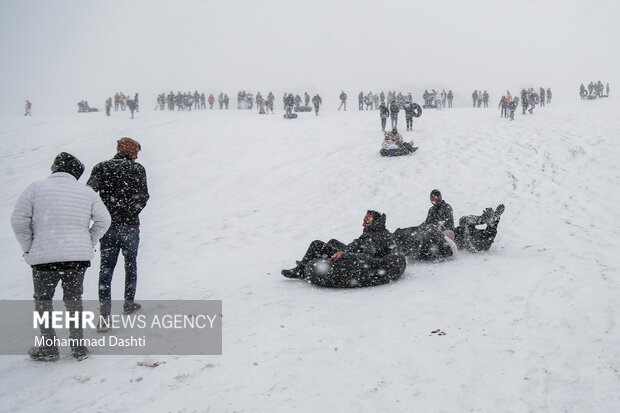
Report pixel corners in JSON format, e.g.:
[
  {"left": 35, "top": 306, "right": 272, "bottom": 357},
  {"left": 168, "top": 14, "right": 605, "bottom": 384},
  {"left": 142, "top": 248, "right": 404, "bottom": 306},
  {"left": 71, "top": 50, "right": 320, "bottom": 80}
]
[{"left": 117, "top": 137, "right": 141, "bottom": 160}]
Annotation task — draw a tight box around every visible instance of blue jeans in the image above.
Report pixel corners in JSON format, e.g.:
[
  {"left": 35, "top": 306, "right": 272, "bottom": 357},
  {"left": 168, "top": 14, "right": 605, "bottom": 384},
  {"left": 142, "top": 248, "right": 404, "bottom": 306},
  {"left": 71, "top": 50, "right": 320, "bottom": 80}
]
[{"left": 99, "top": 226, "right": 140, "bottom": 313}]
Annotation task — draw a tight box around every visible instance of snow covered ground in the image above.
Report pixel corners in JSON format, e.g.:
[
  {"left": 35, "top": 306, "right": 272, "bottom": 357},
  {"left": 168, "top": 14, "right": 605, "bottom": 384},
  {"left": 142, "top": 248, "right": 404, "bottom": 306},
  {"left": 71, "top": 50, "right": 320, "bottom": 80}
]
[{"left": 1, "top": 96, "right": 619, "bottom": 412}]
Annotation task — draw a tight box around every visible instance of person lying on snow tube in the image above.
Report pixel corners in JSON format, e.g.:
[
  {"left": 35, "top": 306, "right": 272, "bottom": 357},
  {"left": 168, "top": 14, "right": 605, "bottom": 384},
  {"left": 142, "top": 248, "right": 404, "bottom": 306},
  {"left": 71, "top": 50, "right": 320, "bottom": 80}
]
[
  {"left": 394, "top": 203, "right": 505, "bottom": 261},
  {"left": 380, "top": 128, "right": 417, "bottom": 157},
  {"left": 281, "top": 210, "right": 406, "bottom": 288},
  {"left": 454, "top": 204, "right": 505, "bottom": 252}
]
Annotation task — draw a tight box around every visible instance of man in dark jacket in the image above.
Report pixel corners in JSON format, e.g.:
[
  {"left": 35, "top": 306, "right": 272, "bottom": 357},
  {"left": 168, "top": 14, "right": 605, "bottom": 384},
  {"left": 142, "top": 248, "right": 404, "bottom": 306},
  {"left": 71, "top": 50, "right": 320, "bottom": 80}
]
[
  {"left": 87, "top": 137, "right": 149, "bottom": 324},
  {"left": 389, "top": 100, "right": 399, "bottom": 130},
  {"left": 393, "top": 189, "right": 455, "bottom": 260},
  {"left": 312, "top": 94, "right": 322, "bottom": 115},
  {"left": 422, "top": 189, "right": 454, "bottom": 231},
  {"left": 379, "top": 102, "right": 389, "bottom": 131},
  {"left": 281, "top": 210, "right": 399, "bottom": 286},
  {"left": 404, "top": 102, "right": 416, "bottom": 131},
  {"left": 338, "top": 91, "right": 347, "bottom": 111}
]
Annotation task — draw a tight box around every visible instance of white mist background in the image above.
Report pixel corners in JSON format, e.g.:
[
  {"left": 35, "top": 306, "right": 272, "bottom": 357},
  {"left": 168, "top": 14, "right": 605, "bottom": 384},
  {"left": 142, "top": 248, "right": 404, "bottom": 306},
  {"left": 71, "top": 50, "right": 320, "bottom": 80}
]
[{"left": 1, "top": 0, "right": 618, "bottom": 115}]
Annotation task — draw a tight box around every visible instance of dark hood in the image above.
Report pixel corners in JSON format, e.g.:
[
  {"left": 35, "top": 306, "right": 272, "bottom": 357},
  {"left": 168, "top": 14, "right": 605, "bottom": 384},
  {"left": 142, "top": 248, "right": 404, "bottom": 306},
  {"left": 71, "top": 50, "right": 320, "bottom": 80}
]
[
  {"left": 365, "top": 210, "right": 387, "bottom": 231},
  {"left": 51, "top": 152, "right": 84, "bottom": 180}
]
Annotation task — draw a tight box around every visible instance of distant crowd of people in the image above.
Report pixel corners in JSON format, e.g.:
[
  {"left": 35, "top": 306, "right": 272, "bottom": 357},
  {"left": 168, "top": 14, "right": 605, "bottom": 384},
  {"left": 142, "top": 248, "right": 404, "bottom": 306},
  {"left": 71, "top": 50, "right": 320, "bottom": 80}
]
[
  {"left": 580, "top": 81, "right": 610, "bottom": 99},
  {"left": 423, "top": 89, "right": 454, "bottom": 109},
  {"left": 154, "top": 91, "right": 226, "bottom": 112},
  {"left": 497, "top": 87, "right": 551, "bottom": 120},
  {"left": 22, "top": 82, "right": 613, "bottom": 119},
  {"left": 471, "top": 90, "right": 490, "bottom": 108},
  {"left": 342, "top": 90, "right": 439, "bottom": 112},
  {"left": 103, "top": 92, "right": 139, "bottom": 118},
  {"left": 283, "top": 92, "right": 323, "bottom": 116}
]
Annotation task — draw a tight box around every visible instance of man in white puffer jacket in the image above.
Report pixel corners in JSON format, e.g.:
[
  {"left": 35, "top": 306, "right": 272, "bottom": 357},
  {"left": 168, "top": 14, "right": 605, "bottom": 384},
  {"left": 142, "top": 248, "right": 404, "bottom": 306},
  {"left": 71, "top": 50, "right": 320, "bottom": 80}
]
[{"left": 11, "top": 152, "right": 111, "bottom": 361}]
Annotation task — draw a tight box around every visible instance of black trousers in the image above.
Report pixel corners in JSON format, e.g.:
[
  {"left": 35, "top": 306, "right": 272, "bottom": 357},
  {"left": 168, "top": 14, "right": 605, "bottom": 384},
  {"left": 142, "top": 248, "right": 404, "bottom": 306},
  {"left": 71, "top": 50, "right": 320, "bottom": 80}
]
[
  {"left": 32, "top": 265, "right": 87, "bottom": 345},
  {"left": 300, "top": 239, "right": 347, "bottom": 266},
  {"left": 406, "top": 116, "right": 413, "bottom": 130}
]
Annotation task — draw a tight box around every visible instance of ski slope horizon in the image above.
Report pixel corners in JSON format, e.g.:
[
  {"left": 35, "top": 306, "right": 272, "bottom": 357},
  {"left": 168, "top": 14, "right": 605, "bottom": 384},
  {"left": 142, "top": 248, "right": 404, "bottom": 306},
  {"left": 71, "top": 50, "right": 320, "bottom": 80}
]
[{"left": 1, "top": 96, "right": 619, "bottom": 412}]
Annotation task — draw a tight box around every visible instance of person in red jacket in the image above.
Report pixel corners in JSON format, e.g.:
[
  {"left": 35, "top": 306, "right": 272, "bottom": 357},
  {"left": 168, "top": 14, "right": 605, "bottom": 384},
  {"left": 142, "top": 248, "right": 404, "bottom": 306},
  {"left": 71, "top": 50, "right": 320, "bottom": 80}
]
[{"left": 498, "top": 96, "right": 507, "bottom": 118}]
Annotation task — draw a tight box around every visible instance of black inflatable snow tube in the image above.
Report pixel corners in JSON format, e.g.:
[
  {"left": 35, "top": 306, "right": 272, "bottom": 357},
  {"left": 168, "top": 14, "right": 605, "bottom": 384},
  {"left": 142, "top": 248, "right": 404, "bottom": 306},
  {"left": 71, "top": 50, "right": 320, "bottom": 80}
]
[
  {"left": 411, "top": 103, "right": 422, "bottom": 118},
  {"left": 380, "top": 148, "right": 412, "bottom": 157},
  {"left": 303, "top": 252, "right": 406, "bottom": 288}
]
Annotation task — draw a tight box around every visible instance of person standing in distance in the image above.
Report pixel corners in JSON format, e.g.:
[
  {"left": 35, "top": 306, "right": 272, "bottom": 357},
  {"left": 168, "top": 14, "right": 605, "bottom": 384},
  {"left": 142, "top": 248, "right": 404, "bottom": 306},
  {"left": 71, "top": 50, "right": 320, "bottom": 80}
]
[
  {"left": 87, "top": 137, "right": 149, "bottom": 325},
  {"left": 11, "top": 152, "right": 111, "bottom": 361}
]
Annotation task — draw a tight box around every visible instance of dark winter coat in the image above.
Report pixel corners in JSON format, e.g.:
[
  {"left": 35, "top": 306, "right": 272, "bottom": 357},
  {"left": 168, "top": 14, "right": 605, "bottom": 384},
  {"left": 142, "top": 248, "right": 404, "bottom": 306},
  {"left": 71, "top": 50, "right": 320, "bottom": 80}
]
[
  {"left": 508, "top": 99, "right": 519, "bottom": 111},
  {"left": 342, "top": 211, "right": 395, "bottom": 264},
  {"left": 87, "top": 153, "right": 149, "bottom": 226},
  {"left": 389, "top": 102, "right": 399, "bottom": 119},
  {"left": 404, "top": 103, "right": 416, "bottom": 119},
  {"left": 422, "top": 200, "right": 454, "bottom": 231},
  {"left": 379, "top": 103, "right": 389, "bottom": 119}
]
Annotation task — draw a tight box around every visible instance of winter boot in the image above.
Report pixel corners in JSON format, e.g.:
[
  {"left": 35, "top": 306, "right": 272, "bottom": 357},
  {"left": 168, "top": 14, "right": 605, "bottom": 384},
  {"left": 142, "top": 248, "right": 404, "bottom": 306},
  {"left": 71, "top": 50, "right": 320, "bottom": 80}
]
[
  {"left": 490, "top": 204, "right": 505, "bottom": 224},
  {"left": 281, "top": 262, "right": 305, "bottom": 279},
  {"left": 71, "top": 345, "right": 89, "bottom": 361},
  {"left": 97, "top": 312, "right": 111, "bottom": 333},
  {"left": 123, "top": 301, "right": 142, "bottom": 315},
  {"left": 478, "top": 208, "right": 494, "bottom": 225},
  {"left": 28, "top": 345, "right": 59, "bottom": 362}
]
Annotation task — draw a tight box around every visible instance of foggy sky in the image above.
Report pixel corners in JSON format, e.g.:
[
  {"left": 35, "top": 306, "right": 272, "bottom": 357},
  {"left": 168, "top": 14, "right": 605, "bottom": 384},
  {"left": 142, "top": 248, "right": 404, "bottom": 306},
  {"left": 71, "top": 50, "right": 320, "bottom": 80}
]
[{"left": 1, "top": 0, "right": 618, "bottom": 115}]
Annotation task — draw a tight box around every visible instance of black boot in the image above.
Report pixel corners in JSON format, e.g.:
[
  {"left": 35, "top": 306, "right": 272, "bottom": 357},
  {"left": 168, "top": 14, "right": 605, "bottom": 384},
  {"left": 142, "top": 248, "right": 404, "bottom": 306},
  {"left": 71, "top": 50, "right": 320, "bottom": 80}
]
[
  {"left": 97, "top": 311, "right": 111, "bottom": 333},
  {"left": 478, "top": 208, "right": 494, "bottom": 225},
  {"left": 71, "top": 346, "right": 89, "bottom": 361},
  {"left": 482, "top": 204, "right": 505, "bottom": 225},
  {"left": 491, "top": 204, "right": 505, "bottom": 223},
  {"left": 123, "top": 301, "right": 142, "bottom": 315},
  {"left": 28, "top": 345, "right": 59, "bottom": 362},
  {"left": 281, "top": 263, "right": 305, "bottom": 279}
]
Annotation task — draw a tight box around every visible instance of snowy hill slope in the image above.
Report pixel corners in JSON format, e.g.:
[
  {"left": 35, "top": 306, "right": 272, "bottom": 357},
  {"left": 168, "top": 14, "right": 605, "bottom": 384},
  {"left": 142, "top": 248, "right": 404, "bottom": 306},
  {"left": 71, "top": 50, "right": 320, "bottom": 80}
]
[{"left": 1, "top": 98, "right": 619, "bottom": 412}]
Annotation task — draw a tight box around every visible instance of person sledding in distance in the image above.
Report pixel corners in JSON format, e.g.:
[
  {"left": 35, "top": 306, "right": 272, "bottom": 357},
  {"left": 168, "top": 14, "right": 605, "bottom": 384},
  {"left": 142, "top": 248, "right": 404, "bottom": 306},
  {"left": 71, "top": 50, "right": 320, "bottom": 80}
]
[
  {"left": 281, "top": 210, "right": 406, "bottom": 288},
  {"left": 380, "top": 128, "right": 417, "bottom": 157}
]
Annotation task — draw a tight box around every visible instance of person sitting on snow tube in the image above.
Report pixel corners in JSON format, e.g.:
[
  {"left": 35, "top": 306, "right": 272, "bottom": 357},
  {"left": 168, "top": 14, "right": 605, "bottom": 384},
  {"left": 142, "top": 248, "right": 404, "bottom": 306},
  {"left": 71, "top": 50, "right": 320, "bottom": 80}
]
[
  {"left": 380, "top": 128, "right": 417, "bottom": 157},
  {"left": 281, "top": 210, "right": 406, "bottom": 288},
  {"left": 394, "top": 189, "right": 457, "bottom": 261}
]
